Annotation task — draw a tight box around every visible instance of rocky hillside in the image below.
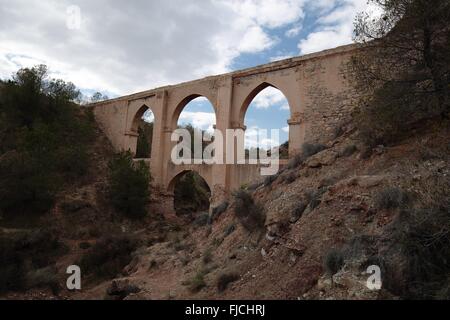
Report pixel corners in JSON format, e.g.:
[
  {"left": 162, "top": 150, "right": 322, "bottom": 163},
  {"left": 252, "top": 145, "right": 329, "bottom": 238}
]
[
  {"left": 69, "top": 117, "right": 449, "bottom": 300},
  {"left": 0, "top": 110, "right": 176, "bottom": 300}
]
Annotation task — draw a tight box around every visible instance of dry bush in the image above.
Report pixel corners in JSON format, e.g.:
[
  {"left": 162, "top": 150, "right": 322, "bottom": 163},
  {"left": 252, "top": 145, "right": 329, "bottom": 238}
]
[
  {"left": 0, "top": 229, "right": 65, "bottom": 294},
  {"left": 202, "top": 247, "right": 213, "bottom": 265},
  {"left": 375, "top": 187, "right": 410, "bottom": 210},
  {"left": 233, "top": 190, "right": 266, "bottom": 232},
  {"left": 323, "top": 249, "right": 345, "bottom": 276},
  {"left": 340, "top": 144, "right": 358, "bottom": 157},
  {"left": 217, "top": 272, "right": 240, "bottom": 292},
  {"left": 79, "top": 234, "right": 138, "bottom": 279}
]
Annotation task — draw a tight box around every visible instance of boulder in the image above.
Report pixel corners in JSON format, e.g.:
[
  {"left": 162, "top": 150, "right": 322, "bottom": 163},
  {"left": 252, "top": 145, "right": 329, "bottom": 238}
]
[
  {"left": 106, "top": 280, "right": 141, "bottom": 300},
  {"left": 290, "top": 202, "right": 307, "bottom": 223},
  {"left": 306, "top": 150, "right": 338, "bottom": 168}
]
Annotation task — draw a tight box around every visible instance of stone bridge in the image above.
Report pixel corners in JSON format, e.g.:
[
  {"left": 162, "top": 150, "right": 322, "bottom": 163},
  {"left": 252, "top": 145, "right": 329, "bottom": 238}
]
[{"left": 89, "top": 44, "right": 358, "bottom": 208}]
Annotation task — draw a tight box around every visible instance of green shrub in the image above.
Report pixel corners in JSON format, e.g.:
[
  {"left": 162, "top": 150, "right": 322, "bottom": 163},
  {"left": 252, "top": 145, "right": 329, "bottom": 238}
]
[
  {"left": 174, "top": 171, "right": 210, "bottom": 215},
  {"left": 202, "top": 247, "right": 213, "bottom": 265},
  {"left": 223, "top": 223, "right": 236, "bottom": 237},
  {"left": 355, "top": 81, "right": 438, "bottom": 147},
  {"left": 210, "top": 201, "right": 229, "bottom": 222},
  {"left": 0, "top": 151, "right": 59, "bottom": 217},
  {"left": 375, "top": 187, "right": 410, "bottom": 210},
  {"left": 108, "top": 151, "right": 151, "bottom": 219},
  {"left": 211, "top": 237, "right": 223, "bottom": 248},
  {"left": 217, "top": 272, "right": 239, "bottom": 292},
  {"left": 332, "top": 125, "right": 345, "bottom": 139},
  {"left": 305, "top": 189, "right": 324, "bottom": 210},
  {"left": 278, "top": 141, "right": 289, "bottom": 159},
  {"left": 25, "top": 266, "right": 60, "bottom": 295},
  {"left": 193, "top": 212, "right": 210, "bottom": 227},
  {"left": 187, "top": 270, "right": 207, "bottom": 293},
  {"left": 323, "top": 249, "right": 345, "bottom": 276},
  {"left": 135, "top": 122, "right": 153, "bottom": 158},
  {"left": 20, "top": 229, "right": 67, "bottom": 268},
  {"left": 233, "top": 190, "right": 265, "bottom": 232},
  {"left": 263, "top": 174, "right": 278, "bottom": 187},
  {"left": 79, "top": 234, "right": 138, "bottom": 279}
]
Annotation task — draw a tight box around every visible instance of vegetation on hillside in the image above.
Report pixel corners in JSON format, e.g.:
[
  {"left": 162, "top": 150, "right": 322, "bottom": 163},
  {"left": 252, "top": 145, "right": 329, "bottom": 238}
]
[
  {"left": 0, "top": 65, "right": 95, "bottom": 219},
  {"left": 350, "top": 0, "right": 450, "bottom": 147},
  {"left": 0, "top": 0, "right": 449, "bottom": 301},
  {"left": 0, "top": 228, "right": 67, "bottom": 294},
  {"left": 108, "top": 151, "right": 151, "bottom": 219},
  {"left": 174, "top": 171, "right": 211, "bottom": 215},
  {"left": 79, "top": 234, "right": 138, "bottom": 280},
  {"left": 136, "top": 122, "right": 153, "bottom": 158},
  {"left": 340, "top": 0, "right": 450, "bottom": 299}
]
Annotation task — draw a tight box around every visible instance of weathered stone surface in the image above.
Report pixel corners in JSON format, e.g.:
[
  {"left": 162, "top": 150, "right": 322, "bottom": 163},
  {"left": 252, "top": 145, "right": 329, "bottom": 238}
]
[
  {"left": 306, "top": 150, "right": 338, "bottom": 168},
  {"left": 347, "top": 175, "right": 386, "bottom": 188},
  {"left": 265, "top": 193, "right": 301, "bottom": 227},
  {"left": 90, "top": 44, "right": 359, "bottom": 217},
  {"left": 290, "top": 202, "right": 307, "bottom": 223}
]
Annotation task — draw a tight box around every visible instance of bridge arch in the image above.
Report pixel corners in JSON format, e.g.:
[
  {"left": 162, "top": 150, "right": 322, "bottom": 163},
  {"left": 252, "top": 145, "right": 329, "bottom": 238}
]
[
  {"left": 170, "top": 94, "right": 217, "bottom": 131},
  {"left": 237, "top": 82, "right": 293, "bottom": 158},
  {"left": 167, "top": 168, "right": 212, "bottom": 194},
  {"left": 130, "top": 104, "right": 155, "bottom": 158},
  {"left": 89, "top": 44, "right": 358, "bottom": 212},
  {"left": 131, "top": 104, "right": 155, "bottom": 132},
  {"left": 167, "top": 169, "right": 212, "bottom": 214},
  {"left": 238, "top": 82, "right": 293, "bottom": 128}
]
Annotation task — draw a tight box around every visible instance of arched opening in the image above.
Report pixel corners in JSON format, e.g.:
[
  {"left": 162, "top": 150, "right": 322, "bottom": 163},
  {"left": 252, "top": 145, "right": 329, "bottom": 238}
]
[
  {"left": 132, "top": 105, "right": 154, "bottom": 159},
  {"left": 241, "top": 84, "right": 291, "bottom": 160},
  {"left": 173, "top": 96, "right": 216, "bottom": 160},
  {"left": 170, "top": 170, "right": 211, "bottom": 218}
]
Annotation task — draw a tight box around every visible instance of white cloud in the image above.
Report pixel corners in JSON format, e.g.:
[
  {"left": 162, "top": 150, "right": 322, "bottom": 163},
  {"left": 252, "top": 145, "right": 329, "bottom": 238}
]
[
  {"left": 285, "top": 24, "right": 302, "bottom": 38},
  {"left": 245, "top": 126, "right": 284, "bottom": 148},
  {"left": 298, "top": 27, "right": 353, "bottom": 54},
  {"left": 238, "top": 25, "right": 275, "bottom": 53},
  {"left": 227, "top": 0, "right": 306, "bottom": 29},
  {"left": 251, "top": 87, "right": 288, "bottom": 109},
  {"left": 178, "top": 111, "right": 216, "bottom": 133},
  {"left": 270, "top": 54, "right": 294, "bottom": 62},
  {"left": 142, "top": 109, "right": 154, "bottom": 123},
  {"left": 282, "top": 126, "right": 290, "bottom": 133},
  {"left": 280, "top": 103, "right": 290, "bottom": 111},
  {"left": 298, "top": 0, "right": 375, "bottom": 54},
  {"left": 0, "top": 0, "right": 307, "bottom": 95}
]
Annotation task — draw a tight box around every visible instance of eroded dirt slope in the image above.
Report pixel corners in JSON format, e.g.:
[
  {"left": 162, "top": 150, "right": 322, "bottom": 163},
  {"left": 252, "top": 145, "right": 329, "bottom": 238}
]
[{"left": 75, "top": 119, "right": 449, "bottom": 300}]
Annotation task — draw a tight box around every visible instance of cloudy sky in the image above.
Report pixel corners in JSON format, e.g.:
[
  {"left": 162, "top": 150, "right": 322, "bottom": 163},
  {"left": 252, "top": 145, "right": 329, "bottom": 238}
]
[{"left": 0, "top": 0, "right": 377, "bottom": 147}]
